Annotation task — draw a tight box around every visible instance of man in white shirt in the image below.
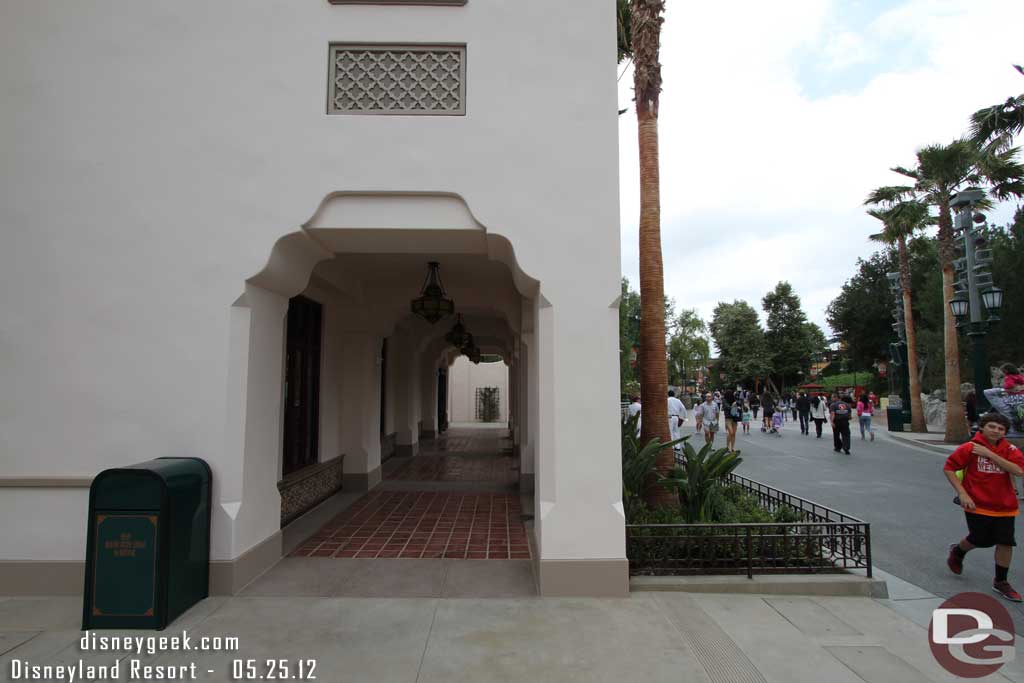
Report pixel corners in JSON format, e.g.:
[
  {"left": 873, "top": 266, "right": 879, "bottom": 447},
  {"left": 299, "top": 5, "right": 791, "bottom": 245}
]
[
  {"left": 694, "top": 393, "right": 720, "bottom": 446},
  {"left": 628, "top": 395, "right": 641, "bottom": 436},
  {"left": 667, "top": 390, "right": 686, "bottom": 452}
]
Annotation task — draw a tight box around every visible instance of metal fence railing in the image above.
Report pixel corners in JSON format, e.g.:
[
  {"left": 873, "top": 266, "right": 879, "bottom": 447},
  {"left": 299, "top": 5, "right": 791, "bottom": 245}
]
[{"left": 626, "top": 473, "right": 871, "bottom": 578}]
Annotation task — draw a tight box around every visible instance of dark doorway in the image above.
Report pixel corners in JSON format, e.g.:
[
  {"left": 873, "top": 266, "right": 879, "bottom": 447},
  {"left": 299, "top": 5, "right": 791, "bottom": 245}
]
[
  {"left": 379, "top": 338, "right": 388, "bottom": 435},
  {"left": 437, "top": 367, "right": 448, "bottom": 433},
  {"left": 283, "top": 295, "right": 322, "bottom": 476}
]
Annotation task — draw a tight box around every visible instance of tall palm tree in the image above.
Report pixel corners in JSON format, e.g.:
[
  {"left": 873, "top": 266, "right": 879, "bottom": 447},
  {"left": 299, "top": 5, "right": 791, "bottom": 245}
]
[
  {"left": 871, "top": 140, "right": 1024, "bottom": 442},
  {"left": 629, "top": 0, "right": 673, "bottom": 507},
  {"left": 970, "top": 64, "right": 1023, "bottom": 153},
  {"left": 864, "top": 198, "right": 932, "bottom": 433}
]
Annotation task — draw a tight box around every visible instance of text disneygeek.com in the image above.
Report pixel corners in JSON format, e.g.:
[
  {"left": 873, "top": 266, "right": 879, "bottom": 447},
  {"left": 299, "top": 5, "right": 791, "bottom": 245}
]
[{"left": 8, "top": 631, "right": 317, "bottom": 680}]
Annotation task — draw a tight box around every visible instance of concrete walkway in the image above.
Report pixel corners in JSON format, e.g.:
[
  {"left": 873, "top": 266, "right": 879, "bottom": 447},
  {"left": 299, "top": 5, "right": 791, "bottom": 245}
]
[{"left": 2, "top": 589, "right": 1022, "bottom": 682}]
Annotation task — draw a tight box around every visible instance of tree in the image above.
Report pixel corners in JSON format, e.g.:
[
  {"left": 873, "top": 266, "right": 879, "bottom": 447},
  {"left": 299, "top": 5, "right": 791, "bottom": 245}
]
[
  {"left": 709, "top": 301, "right": 770, "bottom": 387},
  {"left": 864, "top": 198, "right": 932, "bottom": 432},
  {"left": 629, "top": 0, "right": 673, "bottom": 507},
  {"left": 667, "top": 309, "right": 710, "bottom": 388},
  {"left": 870, "top": 139, "right": 1024, "bottom": 442},
  {"left": 970, "top": 64, "right": 1024, "bottom": 153},
  {"left": 761, "top": 282, "right": 819, "bottom": 390},
  {"left": 618, "top": 278, "right": 641, "bottom": 393},
  {"left": 985, "top": 207, "right": 1024, "bottom": 365},
  {"left": 826, "top": 250, "right": 899, "bottom": 373}
]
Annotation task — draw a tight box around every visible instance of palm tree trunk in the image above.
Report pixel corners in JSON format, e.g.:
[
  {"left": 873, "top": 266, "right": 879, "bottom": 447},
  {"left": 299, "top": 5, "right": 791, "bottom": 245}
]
[
  {"left": 898, "top": 237, "right": 926, "bottom": 432},
  {"left": 637, "top": 103, "right": 673, "bottom": 507},
  {"left": 632, "top": 0, "right": 672, "bottom": 508},
  {"left": 937, "top": 202, "right": 968, "bottom": 443}
]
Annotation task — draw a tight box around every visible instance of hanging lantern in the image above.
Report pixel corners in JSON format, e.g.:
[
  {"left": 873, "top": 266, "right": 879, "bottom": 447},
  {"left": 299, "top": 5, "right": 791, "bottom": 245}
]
[
  {"left": 462, "top": 336, "right": 481, "bottom": 363},
  {"left": 445, "top": 314, "right": 470, "bottom": 348},
  {"left": 410, "top": 261, "right": 454, "bottom": 324}
]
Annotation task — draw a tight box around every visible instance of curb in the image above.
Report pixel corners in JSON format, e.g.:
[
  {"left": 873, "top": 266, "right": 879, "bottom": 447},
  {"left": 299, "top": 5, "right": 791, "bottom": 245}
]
[
  {"left": 630, "top": 573, "right": 888, "bottom": 598},
  {"left": 886, "top": 432, "right": 951, "bottom": 455}
]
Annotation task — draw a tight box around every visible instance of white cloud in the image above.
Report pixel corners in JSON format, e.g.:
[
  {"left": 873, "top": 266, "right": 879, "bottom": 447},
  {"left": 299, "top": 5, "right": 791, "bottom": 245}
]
[{"left": 619, "top": 0, "right": 1024, "bottom": 345}]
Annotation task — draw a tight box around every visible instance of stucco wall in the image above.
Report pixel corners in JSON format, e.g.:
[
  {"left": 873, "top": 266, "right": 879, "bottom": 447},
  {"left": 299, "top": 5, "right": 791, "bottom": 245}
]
[
  {"left": 448, "top": 357, "right": 509, "bottom": 423},
  {"left": 0, "top": 0, "right": 622, "bottom": 564}
]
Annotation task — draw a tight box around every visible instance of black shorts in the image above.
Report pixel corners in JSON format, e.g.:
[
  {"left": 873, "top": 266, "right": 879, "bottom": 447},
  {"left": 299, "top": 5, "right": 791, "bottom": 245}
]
[{"left": 965, "top": 512, "right": 1017, "bottom": 548}]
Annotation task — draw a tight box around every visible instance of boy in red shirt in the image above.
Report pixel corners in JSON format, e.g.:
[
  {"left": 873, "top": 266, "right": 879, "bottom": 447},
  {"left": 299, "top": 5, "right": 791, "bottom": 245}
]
[{"left": 945, "top": 412, "right": 1024, "bottom": 601}]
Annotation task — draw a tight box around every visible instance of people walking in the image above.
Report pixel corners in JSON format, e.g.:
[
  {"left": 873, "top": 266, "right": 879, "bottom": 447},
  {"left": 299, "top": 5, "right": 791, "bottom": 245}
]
[
  {"left": 790, "top": 394, "right": 799, "bottom": 422},
  {"left": 750, "top": 393, "right": 760, "bottom": 420},
  {"left": 741, "top": 401, "right": 752, "bottom": 434},
  {"left": 694, "top": 392, "right": 720, "bottom": 446},
  {"left": 628, "top": 395, "right": 641, "bottom": 437},
  {"left": 723, "top": 389, "right": 740, "bottom": 452},
  {"left": 760, "top": 391, "right": 774, "bottom": 432},
  {"left": 667, "top": 390, "right": 687, "bottom": 454},
  {"left": 809, "top": 394, "right": 827, "bottom": 438},
  {"left": 830, "top": 394, "right": 853, "bottom": 455},
  {"left": 796, "top": 392, "right": 811, "bottom": 435},
  {"left": 857, "top": 392, "right": 875, "bottom": 441},
  {"left": 944, "top": 413, "right": 1024, "bottom": 602}
]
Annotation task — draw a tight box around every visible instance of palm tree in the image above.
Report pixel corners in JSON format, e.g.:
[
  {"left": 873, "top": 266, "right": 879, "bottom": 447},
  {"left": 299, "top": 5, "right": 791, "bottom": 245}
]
[
  {"left": 870, "top": 140, "right": 1024, "bottom": 442},
  {"left": 864, "top": 198, "right": 931, "bottom": 433},
  {"left": 629, "top": 0, "right": 673, "bottom": 507},
  {"left": 970, "top": 64, "right": 1023, "bottom": 153}
]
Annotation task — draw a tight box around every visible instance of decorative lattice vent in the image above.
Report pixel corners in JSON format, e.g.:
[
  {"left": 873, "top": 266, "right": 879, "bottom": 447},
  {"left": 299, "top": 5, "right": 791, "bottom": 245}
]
[{"left": 328, "top": 44, "right": 466, "bottom": 115}]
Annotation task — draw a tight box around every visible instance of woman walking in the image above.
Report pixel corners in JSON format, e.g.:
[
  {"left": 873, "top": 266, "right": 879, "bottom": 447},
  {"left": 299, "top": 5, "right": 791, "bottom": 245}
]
[
  {"left": 723, "top": 390, "right": 741, "bottom": 452},
  {"left": 809, "top": 394, "right": 828, "bottom": 438},
  {"left": 857, "top": 392, "right": 875, "bottom": 441}
]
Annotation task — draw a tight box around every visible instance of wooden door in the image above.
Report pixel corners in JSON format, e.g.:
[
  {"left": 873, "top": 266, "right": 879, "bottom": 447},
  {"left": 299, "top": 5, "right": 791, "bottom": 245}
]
[
  {"left": 437, "top": 367, "right": 448, "bottom": 433},
  {"left": 283, "top": 296, "right": 322, "bottom": 476}
]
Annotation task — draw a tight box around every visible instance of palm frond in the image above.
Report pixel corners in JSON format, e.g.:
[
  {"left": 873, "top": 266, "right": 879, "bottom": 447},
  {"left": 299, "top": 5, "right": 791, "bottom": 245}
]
[
  {"left": 891, "top": 166, "right": 920, "bottom": 181},
  {"left": 864, "top": 185, "right": 914, "bottom": 205}
]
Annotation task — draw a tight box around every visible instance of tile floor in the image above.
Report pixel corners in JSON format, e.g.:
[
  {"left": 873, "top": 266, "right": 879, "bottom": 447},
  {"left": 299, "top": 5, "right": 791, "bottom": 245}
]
[
  {"left": 384, "top": 454, "right": 517, "bottom": 483},
  {"left": 290, "top": 491, "right": 531, "bottom": 560}
]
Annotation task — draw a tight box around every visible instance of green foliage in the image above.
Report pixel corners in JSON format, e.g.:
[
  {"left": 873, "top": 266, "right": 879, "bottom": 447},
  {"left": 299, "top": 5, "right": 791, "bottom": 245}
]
[
  {"left": 657, "top": 440, "right": 743, "bottom": 523},
  {"left": 620, "top": 412, "right": 685, "bottom": 513},
  {"left": 627, "top": 485, "right": 805, "bottom": 525},
  {"left": 667, "top": 308, "right": 710, "bottom": 387},
  {"left": 620, "top": 278, "right": 710, "bottom": 393},
  {"left": 826, "top": 249, "right": 901, "bottom": 370},
  {"left": 616, "top": 0, "right": 632, "bottom": 64},
  {"left": 709, "top": 300, "right": 771, "bottom": 386},
  {"left": 813, "top": 372, "right": 880, "bottom": 392},
  {"left": 970, "top": 65, "right": 1024, "bottom": 153},
  {"left": 476, "top": 387, "right": 500, "bottom": 422},
  {"left": 985, "top": 207, "right": 1024, "bottom": 365},
  {"left": 762, "top": 282, "right": 826, "bottom": 389},
  {"left": 824, "top": 214, "right": 1024, "bottom": 395},
  {"left": 618, "top": 278, "right": 642, "bottom": 393}
]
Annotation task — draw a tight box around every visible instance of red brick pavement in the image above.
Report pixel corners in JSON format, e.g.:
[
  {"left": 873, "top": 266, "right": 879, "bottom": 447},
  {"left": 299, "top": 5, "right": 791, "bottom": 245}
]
[{"left": 289, "top": 491, "right": 531, "bottom": 560}]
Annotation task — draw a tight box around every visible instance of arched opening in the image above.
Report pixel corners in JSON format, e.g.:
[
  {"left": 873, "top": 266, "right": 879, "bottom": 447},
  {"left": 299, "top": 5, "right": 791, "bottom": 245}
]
[{"left": 219, "top": 193, "right": 544, "bottom": 595}]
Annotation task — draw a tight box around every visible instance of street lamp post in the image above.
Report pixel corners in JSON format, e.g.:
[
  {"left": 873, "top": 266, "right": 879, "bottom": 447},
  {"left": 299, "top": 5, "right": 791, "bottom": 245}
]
[
  {"left": 886, "top": 272, "right": 912, "bottom": 428},
  {"left": 948, "top": 189, "right": 1004, "bottom": 413}
]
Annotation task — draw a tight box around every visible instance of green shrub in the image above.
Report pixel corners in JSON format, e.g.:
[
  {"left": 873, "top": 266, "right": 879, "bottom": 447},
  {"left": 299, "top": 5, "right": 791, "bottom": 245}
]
[
  {"left": 657, "top": 441, "right": 743, "bottom": 523},
  {"left": 620, "top": 412, "right": 685, "bottom": 507}
]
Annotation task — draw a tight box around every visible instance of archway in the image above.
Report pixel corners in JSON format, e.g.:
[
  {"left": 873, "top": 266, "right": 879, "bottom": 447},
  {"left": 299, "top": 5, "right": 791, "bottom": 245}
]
[{"left": 216, "top": 192, "right": 543, "bottom": 593}]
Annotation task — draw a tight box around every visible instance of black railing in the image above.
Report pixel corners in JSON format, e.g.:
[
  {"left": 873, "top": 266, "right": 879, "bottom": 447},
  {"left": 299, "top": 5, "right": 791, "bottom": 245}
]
[{"left": 626, "top": 474, "right": 871, "bottom": 578}]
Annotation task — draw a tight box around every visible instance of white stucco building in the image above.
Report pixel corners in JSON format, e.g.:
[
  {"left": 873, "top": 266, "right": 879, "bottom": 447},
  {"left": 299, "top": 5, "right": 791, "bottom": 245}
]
[
  {"left": 0, "top": 1, "right": 625, "bottom": 596},
  {"left": 447, "top": 356, "right": 509, "bottom": 424}
]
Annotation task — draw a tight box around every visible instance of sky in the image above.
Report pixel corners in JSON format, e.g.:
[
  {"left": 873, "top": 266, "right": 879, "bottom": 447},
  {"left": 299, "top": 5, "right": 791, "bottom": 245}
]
[{"left": 617, "top": 0, "right": 1024, "bottom": 348}]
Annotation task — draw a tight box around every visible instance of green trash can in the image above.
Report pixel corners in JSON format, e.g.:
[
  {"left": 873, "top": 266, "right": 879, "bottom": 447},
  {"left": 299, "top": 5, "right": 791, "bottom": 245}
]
[
  {"left": 887, "top": 407, "right": 905, "bottom": 432},
  {"left": 82, "top": 457, "right": 211, "bottom": 630}
]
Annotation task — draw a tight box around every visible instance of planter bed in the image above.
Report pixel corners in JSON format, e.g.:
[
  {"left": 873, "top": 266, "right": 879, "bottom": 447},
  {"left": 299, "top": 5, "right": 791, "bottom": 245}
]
[{"left": 626, "top": 473, "right": 872, "bottom": 578}]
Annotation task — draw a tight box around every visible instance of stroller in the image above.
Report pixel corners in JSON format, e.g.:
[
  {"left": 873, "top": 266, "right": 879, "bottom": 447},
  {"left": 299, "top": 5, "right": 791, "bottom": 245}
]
[{"left": 769, "top": 409, "right": 784, "bottom": 436}]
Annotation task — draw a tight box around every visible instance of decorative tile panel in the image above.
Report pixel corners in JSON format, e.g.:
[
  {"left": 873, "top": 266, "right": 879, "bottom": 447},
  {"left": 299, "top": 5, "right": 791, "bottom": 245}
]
[
  {"left": 278, "top": 456, "right": 345, "bottom": 527},
  {"left": 328, "top": 44, "right": 466, "bottom": 116}
]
